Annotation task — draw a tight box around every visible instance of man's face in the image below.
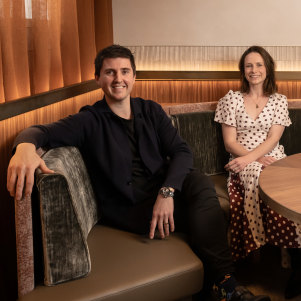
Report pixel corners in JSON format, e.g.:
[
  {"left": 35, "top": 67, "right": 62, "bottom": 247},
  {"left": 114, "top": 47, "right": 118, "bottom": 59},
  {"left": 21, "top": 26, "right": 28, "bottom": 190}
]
[{"left": 95, "top": 57, "right": 136, "bottom": 104}]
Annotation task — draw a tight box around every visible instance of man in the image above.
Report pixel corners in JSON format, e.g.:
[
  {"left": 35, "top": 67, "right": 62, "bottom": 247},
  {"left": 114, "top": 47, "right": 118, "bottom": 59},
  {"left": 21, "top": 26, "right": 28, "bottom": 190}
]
[{"left": 7, "top": 45, "right": 270, "bottom": 301}]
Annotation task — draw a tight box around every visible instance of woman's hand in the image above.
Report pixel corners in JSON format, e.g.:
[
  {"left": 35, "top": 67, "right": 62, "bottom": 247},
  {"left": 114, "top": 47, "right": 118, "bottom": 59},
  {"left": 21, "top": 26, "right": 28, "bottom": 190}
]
[
  {"left": 257, "top": 156, "right": 277, "bottom": 167},
  {"left": 221, "top": 124, "right": 284, "bottom": 172},
  {"left": 225, "top": 156, "right": 252, "bottom": 174}
]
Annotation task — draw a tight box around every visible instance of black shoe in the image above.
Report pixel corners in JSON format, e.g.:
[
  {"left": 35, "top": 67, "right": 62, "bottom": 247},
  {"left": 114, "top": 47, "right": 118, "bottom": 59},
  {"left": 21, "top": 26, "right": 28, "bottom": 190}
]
[
  {"left": 229, "top": 286, "right": 271, "bottom": 301},
  {"left": 285, "top": 249, "right": 301, "bottom": 299},
  {"left": 285, "top": 270, "right": 301, "bottom": 299}
]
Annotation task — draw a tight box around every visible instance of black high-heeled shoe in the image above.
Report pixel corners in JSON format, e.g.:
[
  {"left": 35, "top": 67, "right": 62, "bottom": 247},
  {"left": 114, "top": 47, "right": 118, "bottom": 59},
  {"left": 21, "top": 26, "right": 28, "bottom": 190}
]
[
  {"left": 285, "top": 269, "right": 301, "bottom": 299},
  {"left": 285, "top": 248, "right": 301, "bottom": 299}
]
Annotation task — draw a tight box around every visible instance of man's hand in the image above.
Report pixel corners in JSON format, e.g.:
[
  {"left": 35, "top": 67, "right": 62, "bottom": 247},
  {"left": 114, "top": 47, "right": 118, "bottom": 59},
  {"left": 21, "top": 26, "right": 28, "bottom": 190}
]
[
  {"left": 257, "top": 156, "right": 277, "bottom": 167},
  {"left": 7, "top": 143, "right": 54, "bottom": 201},
  {"left": 149, "top": 194, "right": 175, "bottom": 239}
]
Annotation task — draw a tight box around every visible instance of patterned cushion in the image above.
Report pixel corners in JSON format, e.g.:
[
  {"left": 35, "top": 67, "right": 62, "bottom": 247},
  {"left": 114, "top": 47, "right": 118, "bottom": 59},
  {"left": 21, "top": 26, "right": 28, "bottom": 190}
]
[{"left": 36, "top": 147, "right": 100, "bottom": 285}]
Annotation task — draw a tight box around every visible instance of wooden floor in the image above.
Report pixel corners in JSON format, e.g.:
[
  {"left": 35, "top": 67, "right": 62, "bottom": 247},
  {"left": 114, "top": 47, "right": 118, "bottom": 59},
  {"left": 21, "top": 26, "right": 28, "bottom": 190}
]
[
  {"left": 234, "top": 246, "right": 300, "bottom": 301},
  {"left": 186, "top": 245, "right": 300, "bottom": 301}
]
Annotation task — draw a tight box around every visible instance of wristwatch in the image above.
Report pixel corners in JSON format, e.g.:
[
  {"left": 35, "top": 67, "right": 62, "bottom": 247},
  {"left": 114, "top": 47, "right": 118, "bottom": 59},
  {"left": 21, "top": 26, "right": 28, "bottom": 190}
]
[{"left": 159, "top": 187, "right": 175, "bottom": 198}]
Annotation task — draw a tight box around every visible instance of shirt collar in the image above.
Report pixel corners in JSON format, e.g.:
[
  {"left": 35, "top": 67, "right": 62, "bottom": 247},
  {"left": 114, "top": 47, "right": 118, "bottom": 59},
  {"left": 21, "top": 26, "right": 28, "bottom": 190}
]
[{"left": 97, "top": 96, "right": 142, "bottom": 119}]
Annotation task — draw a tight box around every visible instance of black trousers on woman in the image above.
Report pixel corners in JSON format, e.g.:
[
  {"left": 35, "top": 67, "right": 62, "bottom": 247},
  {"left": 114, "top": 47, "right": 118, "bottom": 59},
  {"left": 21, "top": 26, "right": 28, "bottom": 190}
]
[{"left": 101, "top": 170, "right": 235, "bottom": 286}]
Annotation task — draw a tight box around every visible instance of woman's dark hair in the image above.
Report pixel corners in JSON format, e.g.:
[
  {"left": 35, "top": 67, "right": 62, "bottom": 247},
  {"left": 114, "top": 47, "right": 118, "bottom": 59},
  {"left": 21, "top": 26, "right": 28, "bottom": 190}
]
[
  {"left": 94, "top": 44, "right": 136, "bottom": 77},
  {"left": 239, "top": 46, "right": 277, "bottom": 95}
]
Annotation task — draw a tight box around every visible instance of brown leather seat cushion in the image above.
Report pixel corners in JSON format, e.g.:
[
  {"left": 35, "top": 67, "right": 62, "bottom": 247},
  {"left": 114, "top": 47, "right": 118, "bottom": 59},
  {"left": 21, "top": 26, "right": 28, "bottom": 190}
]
[{"left": 20, "top": 226, "right": 203, "bottom": 301}]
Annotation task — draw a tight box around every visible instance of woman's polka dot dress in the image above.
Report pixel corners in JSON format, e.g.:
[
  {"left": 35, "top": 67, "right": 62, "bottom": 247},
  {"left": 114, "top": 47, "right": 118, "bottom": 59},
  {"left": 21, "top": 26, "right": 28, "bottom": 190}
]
[{"left": 215, "top": 90, "right": 301, "bottom": 260}]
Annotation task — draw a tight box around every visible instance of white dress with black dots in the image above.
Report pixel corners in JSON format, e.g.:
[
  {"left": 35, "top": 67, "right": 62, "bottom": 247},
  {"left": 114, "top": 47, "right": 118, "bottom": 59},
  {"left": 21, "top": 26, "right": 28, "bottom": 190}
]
[{"left": 214, "top": 90, "right": 301, "bottom": 260}]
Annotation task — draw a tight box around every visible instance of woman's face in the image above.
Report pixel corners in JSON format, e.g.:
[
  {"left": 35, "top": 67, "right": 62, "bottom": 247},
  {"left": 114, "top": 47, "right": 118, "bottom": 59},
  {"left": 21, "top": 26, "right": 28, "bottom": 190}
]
[{"left": 244, "top": 52, "right": 267, "bottom": 88}]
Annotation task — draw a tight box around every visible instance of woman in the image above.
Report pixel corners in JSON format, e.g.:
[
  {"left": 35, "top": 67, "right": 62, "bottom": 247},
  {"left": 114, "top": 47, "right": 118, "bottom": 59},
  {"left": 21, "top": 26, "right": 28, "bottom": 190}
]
[{"left": 214, "top": 46, "right": 301, "bottom": 298}]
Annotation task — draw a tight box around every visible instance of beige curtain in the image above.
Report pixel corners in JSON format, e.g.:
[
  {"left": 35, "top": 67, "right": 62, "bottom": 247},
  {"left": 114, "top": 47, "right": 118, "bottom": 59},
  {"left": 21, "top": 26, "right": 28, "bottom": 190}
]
[
  {"left": 0, "top": 0, "right": 97, "bottom": 102},
  {"left": 0, "top": 0, "right": 30, "bottom": 102},
  {"left": 0, "top": 39, "right": 4, "bottom": 102}
]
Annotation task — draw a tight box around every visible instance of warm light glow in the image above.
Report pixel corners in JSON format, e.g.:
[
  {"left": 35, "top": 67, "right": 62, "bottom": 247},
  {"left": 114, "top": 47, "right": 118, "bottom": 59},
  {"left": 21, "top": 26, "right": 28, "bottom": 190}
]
[
  {"left": 129, "top": 46, "right": 301, "bottom": 72},
  {"left": 25, "top": 0, "right": 32, "bottom": 19}
]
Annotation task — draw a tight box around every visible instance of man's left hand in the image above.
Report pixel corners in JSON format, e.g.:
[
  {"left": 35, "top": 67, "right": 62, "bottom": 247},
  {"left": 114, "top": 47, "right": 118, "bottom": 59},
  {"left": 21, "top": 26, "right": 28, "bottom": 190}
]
[{"left": 149, "top": 195, "right": 175, "bottom": 239}]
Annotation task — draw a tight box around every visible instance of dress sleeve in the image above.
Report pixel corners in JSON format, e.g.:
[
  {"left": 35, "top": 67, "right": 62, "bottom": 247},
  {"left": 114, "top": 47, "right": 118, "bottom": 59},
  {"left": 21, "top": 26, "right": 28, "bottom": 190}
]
[
  {"left": 273, "top": 94, "right": 292, "bottom": 127},
  {"left": 214, "top": 90, "right": 237, "bottom": 127}
]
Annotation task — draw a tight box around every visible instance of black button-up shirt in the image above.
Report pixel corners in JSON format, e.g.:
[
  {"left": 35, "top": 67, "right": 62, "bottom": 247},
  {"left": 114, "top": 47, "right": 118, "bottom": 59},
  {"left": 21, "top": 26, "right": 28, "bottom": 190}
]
[{"left": 14, "top": 97, "right": 193, "bottom": 219}]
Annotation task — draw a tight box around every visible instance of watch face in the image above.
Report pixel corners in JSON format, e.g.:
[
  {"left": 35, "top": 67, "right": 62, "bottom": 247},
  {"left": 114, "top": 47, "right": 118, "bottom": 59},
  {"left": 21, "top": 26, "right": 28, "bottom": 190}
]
[
  {"left": 160, "top": 187, "right": 174, "bottom": 198},
  {"left": 162, "top": 187, "right": 169, "bottom": 196}
]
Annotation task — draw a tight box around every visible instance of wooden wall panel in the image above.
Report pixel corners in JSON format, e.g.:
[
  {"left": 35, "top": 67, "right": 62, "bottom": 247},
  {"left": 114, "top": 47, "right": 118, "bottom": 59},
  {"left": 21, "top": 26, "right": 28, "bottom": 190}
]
[
  {"left": 132, "top": 80, "right": 240, "bottom": 103},
  {"left": 278, "top": 81, "right": 301, "bottom": 100},
  {"left": 0, "top": 89, "right": 103, "bottom": 301},
  {"left": 132, "top": 80, "right": 301, "bottom": 103}
]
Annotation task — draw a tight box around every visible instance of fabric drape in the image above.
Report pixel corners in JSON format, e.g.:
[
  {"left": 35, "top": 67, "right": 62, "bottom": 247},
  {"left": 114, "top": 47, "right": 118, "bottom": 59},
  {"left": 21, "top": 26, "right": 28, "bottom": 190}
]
[
  {"left": 0, "top": 0, "right": 30, "bottom": 102},
  {"left": 0, "top": 0, "right": 97, "bottom": 102}
]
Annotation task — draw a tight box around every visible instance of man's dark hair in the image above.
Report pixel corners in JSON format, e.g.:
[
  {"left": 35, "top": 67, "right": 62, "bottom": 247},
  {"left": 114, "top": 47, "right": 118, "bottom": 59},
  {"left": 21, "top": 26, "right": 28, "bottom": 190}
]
[
  {"left": 94, "top": 44, "right": 136, "bottom": 77},
  {"left": 239, "top": 45, "right": 277, "bottom": 96}
]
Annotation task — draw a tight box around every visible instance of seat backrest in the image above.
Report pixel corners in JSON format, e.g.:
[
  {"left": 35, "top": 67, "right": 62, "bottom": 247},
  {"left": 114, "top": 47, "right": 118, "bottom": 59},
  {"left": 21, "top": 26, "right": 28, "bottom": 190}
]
[
  {"left": 280, "top": 108, "right": 301, "bottom": 155},
  {"left": 171, "top": 111, "right": 229, "bottom": 175}
]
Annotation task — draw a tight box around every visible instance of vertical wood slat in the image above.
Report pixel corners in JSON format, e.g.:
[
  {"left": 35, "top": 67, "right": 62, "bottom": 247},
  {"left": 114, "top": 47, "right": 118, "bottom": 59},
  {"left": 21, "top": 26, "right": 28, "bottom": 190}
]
[
  {"left": 132, "top": 80, "right": 239, "bottom": 102},
  {"left": 132, "top": 80, "right": 301, "bottom": 103}
]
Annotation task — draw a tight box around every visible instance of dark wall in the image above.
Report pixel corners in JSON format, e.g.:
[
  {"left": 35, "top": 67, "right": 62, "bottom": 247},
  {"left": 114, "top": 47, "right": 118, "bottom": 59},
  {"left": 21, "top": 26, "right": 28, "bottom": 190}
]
[{"left": 0, "top": 141, "right": 18, "bottom": 301}]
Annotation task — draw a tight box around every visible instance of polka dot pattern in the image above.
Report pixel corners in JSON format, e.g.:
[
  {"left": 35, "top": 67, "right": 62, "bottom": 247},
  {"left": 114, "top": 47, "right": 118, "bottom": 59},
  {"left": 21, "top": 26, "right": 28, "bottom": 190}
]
[
  {"left": 215, "top": 90, "right": 301, "bottom": 260},
  {"left": 228, "top": 172, "right": 300, "bottom": 260}
]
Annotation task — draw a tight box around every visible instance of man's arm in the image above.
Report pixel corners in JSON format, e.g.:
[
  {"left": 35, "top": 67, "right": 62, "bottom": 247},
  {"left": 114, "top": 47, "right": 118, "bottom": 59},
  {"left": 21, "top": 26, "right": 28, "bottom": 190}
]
[
  {"left": 154, "top": 105, "right": 193, "bottom": 190},
  {"left": 149, "top": 104, "right": 193, "bottom": 239},
  {"left": 7, "top": 108, "right": 93, "bottom": 200},
  {"left": 7, "top": 142, "right": 54, "bottom": 201}
]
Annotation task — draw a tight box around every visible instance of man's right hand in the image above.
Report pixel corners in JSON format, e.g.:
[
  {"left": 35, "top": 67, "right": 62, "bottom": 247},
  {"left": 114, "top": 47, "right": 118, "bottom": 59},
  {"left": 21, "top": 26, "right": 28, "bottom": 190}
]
[{"left": 7, "top": 143, "right": 54, "bottom": 201}]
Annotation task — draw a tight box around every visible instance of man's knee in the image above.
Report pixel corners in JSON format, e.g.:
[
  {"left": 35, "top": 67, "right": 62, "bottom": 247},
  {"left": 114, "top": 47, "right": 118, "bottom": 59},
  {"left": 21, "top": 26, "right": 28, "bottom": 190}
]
[
  {"left": 183, "top": 170, "right": 216, "bottom": 194},
  {"left": 181, "top": 171, "right": 226, "bottom": 228}
]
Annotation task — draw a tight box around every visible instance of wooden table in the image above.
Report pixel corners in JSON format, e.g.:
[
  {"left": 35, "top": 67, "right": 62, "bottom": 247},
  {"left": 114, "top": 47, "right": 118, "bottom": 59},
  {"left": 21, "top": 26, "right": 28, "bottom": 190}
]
[{"left": 259, "top": 153, "right": 301, "bottom": 225}]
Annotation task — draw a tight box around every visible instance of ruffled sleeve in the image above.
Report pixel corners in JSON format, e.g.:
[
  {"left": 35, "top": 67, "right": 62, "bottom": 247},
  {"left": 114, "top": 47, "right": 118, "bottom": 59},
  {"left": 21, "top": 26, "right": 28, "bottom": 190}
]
[
  {"left": 214, "top": 90, "right": 237, "bottom": 127},
  {"left": 272, "top": 94, "right": 292, "bottom": 127}
]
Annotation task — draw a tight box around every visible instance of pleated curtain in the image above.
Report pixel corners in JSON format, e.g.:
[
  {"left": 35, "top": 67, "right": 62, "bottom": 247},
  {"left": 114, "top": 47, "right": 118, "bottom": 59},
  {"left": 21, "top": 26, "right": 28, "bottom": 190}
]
[{"left": 0, "top": 0, "right": 97, "bottom": 103}]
